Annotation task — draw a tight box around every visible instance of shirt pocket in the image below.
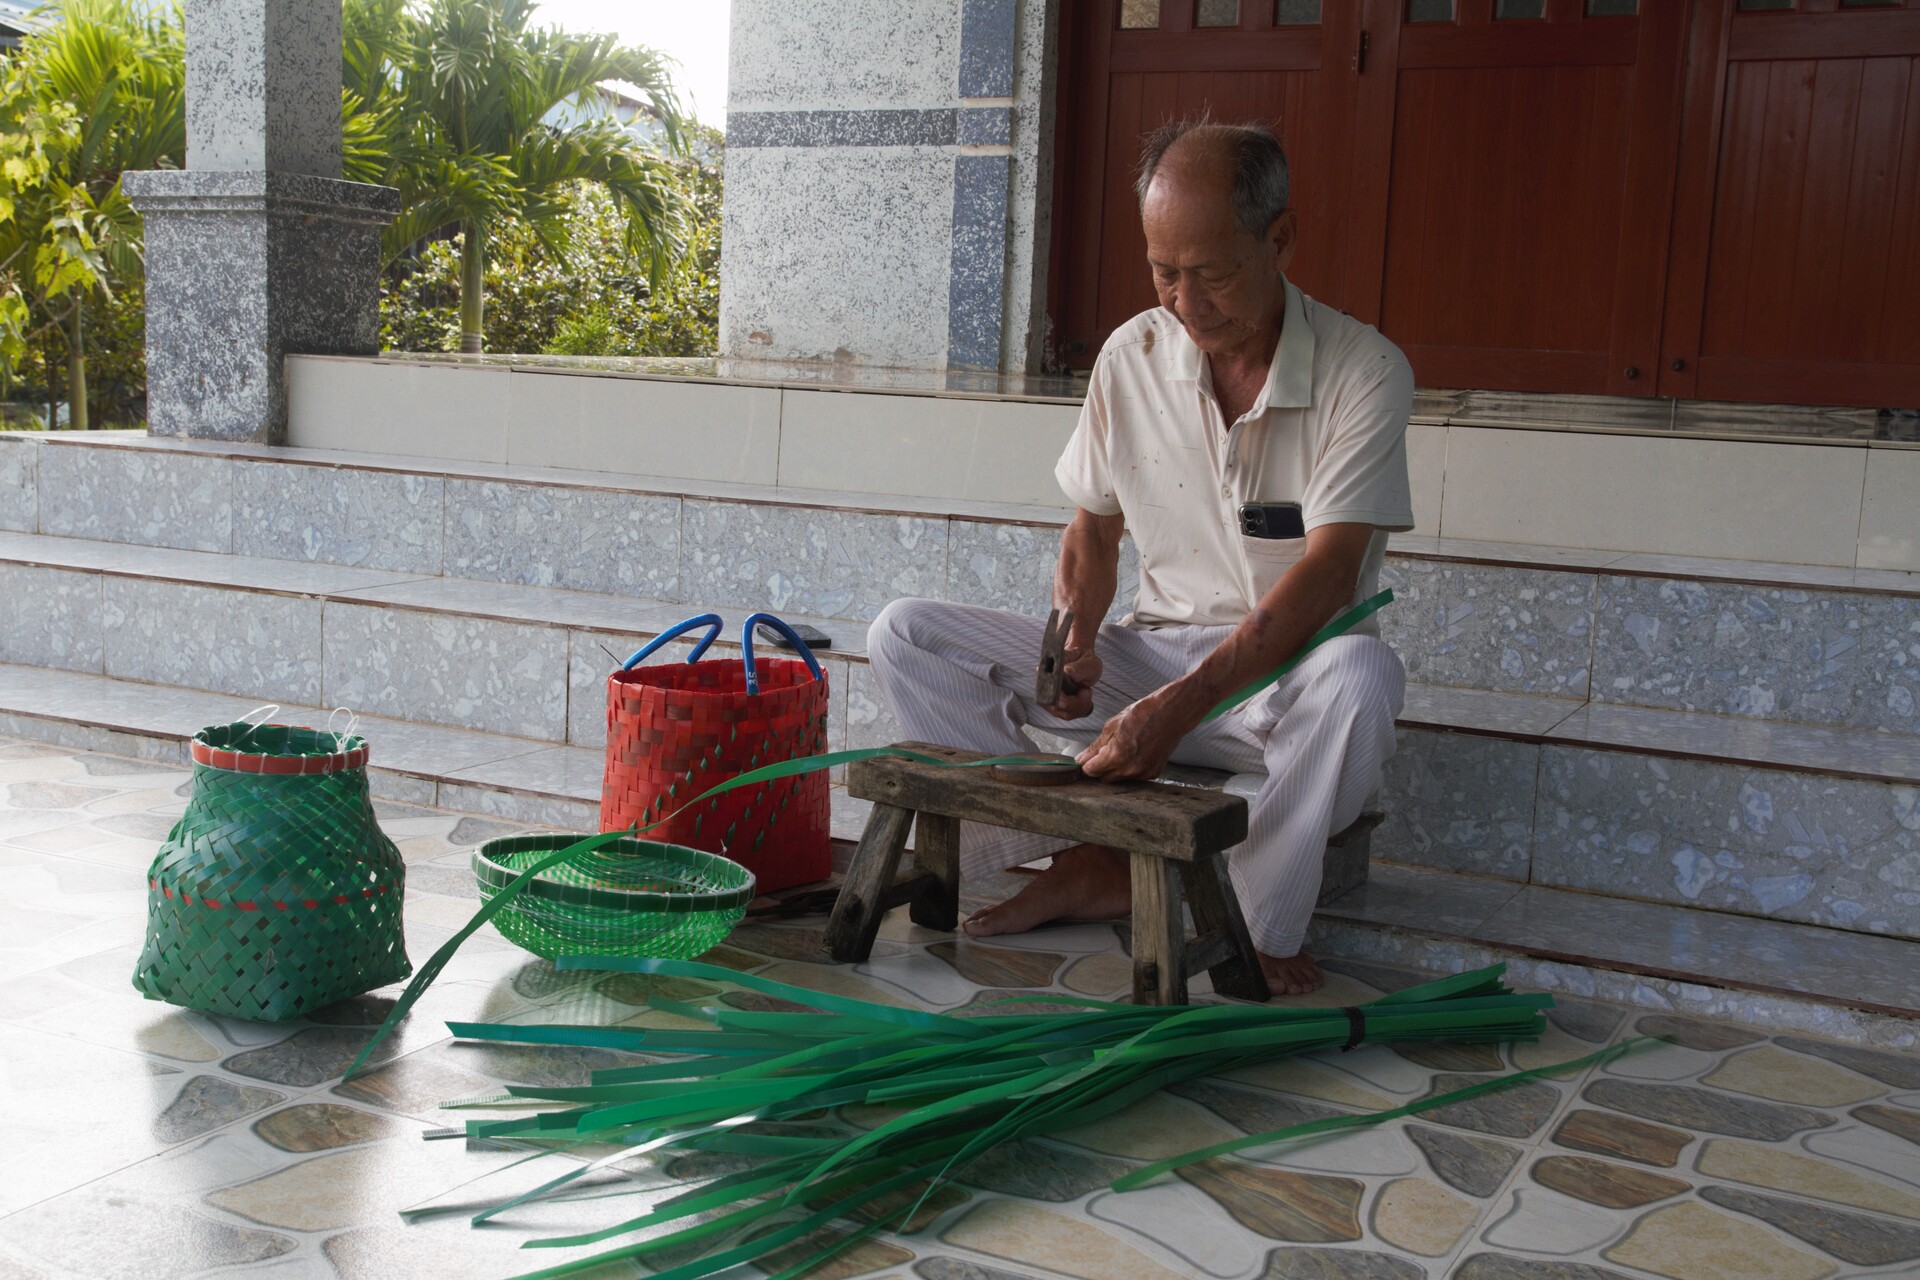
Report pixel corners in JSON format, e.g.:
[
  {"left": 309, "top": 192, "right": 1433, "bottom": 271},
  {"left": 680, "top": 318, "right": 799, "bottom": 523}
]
[{"left": 1237, "top": 534, "right": 1308, "bottom": 600}]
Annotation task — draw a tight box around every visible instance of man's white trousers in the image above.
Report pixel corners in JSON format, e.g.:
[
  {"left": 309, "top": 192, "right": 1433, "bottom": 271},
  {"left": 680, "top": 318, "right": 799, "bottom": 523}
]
[{"left": 866, "top": 599, "right": 1404, "bottom": 958}]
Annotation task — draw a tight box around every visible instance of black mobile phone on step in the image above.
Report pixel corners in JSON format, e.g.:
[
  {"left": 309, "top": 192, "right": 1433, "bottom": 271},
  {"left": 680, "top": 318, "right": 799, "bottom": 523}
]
[
  {"left": 757, "top": 622, "right": 833, "bottom": 651},
  {"left": 1238, "top": 501, "right": 1306, "bottom": 540}
]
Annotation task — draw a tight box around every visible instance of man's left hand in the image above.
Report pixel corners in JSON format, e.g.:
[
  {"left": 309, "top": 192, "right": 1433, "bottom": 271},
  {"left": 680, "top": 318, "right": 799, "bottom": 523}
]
[{"left": 1075, "top": 691, "right": 1194, "bottom": 781}]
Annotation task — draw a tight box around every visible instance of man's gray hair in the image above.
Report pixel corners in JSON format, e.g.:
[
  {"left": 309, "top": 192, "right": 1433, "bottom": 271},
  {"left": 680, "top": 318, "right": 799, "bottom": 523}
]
[{"left": 1134, "top": 118, "right": 1290, "bottom": 238}]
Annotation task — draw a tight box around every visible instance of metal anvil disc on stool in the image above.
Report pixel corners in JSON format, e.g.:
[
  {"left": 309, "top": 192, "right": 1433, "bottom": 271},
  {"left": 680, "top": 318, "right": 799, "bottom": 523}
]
[{"left": 824, "top": 740, "right": 1272, "bottom": 1005}]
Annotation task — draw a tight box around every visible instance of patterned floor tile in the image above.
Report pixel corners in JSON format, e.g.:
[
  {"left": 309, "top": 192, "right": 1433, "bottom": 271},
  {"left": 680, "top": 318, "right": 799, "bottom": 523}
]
[
  {"left": 1581, "top": 1079, "right": 1834, "bottom": 1142},
  {"left": 252, "top": 1103, "right": 406, "bottom": 1154},
  {"left": 1602, "top": 1200, "right": 1833, "bottom": 1280},
  {"left": 1800, "top": 1123, "right": 1920, "bottom": 1190},
  {"left": 1701, "top": 1044, "right": 1883, "bottom": 1107},
  {"left": 1772, "top": 1034, "right": 1920, "bottom": 1089},
  {"left": 1529, "top": 1154, "right": 1688, "bottom": 1209},
  {"left": 1369, "top": 1176, "right": 1480, "bottom": 1256},
  {"left": 1415, "top": 1073, "right": 1565, "bottom": 1140},
  {"left": 1551, "top": 1108, "right": 1693, "bottom": 1167},
  {"left": 1085, "top": 1183, "right": 1264, "bottom": 1276},
  {"left": 0, "top": 1188, "right": 298, "bottom": 1279},
  {"left": 0, "top": 730, "right": 1916, "bottom": 1280},
  {"left": 941, "top": 1199, "right": 1198, "bottom": 1280},
  {"left": 1255, "top": 1246, "right": 1428, "bottom": 1279},
  {"left": 1697, "top": 1136, "right": 1920, "bottom": 1220},
  {"left": 1696, "top": 1183, "right": 1920, "bottom": 1267},
  {"left": 1854, "top": 1101, "right": 1920, "bottom": 1148},
  {"left": 1174, "top": 1159, "right": 1365, "bottom": 1242},
  {"left": 1407, "top": 1124, "right": 1525, "bottom": 1198},
  {"left": 1482, "top": 1185, "right": 1631, "bottom": 1255}
]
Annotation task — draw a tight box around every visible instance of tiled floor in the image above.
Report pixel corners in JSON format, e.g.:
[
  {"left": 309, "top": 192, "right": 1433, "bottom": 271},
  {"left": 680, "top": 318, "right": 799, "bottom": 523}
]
[{"left": 3, "top": 734, "right": 1919, "bottom": 1279}]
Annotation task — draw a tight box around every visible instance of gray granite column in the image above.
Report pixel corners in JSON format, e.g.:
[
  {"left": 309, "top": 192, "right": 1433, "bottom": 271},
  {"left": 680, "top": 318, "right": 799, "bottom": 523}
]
[
  {"left": 122, "top": 0, "right": 398, "bottom": 443},
  {"left": 945, "top": 0, "right": 1017, "bottom": 372}
]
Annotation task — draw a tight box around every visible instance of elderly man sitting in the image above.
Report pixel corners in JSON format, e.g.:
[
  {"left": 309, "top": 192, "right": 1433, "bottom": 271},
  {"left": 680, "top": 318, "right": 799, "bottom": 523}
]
[{"left": 868, "top": 120, "right": 1411, "bottom": 996}]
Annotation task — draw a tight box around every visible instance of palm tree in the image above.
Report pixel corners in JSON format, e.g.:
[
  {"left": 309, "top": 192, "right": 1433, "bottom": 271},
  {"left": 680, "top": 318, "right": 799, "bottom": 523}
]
[
  {"left": 0, "top": 0, "right": 184, "bottom": 428},
  {"left": 345, "top": 0, "right": 689, "bottom": 353}
]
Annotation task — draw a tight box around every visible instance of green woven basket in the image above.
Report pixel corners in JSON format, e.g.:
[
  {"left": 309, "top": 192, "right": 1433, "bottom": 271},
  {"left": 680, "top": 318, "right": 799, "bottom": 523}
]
[
  {"left": 472, "top": 834, "right": 755, "bottom": 961},
  {"left": 133, "top": 721, "right": 410, "bottom": 1021}
]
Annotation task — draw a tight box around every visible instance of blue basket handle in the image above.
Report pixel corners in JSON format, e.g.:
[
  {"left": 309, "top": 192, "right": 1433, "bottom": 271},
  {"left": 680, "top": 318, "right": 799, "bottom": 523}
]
[
  {"left": 622, "top": 613, "right": 723, "bottom": 670},
  {"left": 741, "top": 612, "right": 824, "bottom": 695}
]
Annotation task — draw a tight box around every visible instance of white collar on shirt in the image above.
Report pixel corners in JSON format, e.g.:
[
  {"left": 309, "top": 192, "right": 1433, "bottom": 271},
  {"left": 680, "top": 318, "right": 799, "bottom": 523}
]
[{"left": 1163, "top": 278, "right": 1317, "bottom": 415}]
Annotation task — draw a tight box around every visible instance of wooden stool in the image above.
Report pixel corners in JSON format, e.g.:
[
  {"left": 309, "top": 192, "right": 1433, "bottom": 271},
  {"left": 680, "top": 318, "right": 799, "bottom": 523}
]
[{"left": 824, "top": 741, "right": 1271, "bottom": 1005}]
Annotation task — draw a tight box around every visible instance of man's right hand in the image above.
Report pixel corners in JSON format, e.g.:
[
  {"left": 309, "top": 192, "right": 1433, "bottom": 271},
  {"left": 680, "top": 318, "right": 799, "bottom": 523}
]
[{"left": 1044, "top": 647, "right": 1102, "bottom": 720}]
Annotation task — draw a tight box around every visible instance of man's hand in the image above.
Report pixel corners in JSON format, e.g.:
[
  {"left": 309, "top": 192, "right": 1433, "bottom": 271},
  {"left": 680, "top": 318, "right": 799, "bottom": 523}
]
[
  {"left": 1043, "top": 509, "right": 1123, "bottom": 721},
  {"left": 1042, "top": 647, "right": 1102, "bottom": 720},
  {"left": 1076, "top": 689, "right": 1192, "bottom": 780}
]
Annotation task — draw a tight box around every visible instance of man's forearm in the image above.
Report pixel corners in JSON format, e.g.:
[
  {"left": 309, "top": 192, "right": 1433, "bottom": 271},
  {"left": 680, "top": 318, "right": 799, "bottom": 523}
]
[
  {"left": 1055, "top": 512, "right": 1122, "bottom": 647},
  {"left": 1158, "top": 529, "right": 1373, "bottom": 725}
]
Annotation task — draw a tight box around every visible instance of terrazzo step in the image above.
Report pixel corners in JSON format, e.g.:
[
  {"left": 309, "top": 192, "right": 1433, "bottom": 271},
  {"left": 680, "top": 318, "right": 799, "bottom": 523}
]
[
  {"left": 1383, "top": 690, "right": 1920, "bottom": 943},
  {"left": 1309, "top": 862, "right": 1920, "bottom": 1051},
  {"left": 0, "top": 527, "right": 869, "bottom": 747},
  {"left": 8, "top": 521, "right": 1915, "bottom": 769},
  {"left": 0, "top": 661, "right": 878, "bottom": 842},
  {"left": 5, "top": 429, "right": 1919, "bottom": 739},
  {"left": 5, "top": 517, "right": 1920, "bottom": 942}
]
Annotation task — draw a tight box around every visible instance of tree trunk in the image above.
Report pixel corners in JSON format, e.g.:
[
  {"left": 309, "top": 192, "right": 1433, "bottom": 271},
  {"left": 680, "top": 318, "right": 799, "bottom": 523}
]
[
  {"left": 459, "top": 224, "right": 485, "bottom": 354},
  {"left": 67, "top": 301, "right": 88, "bottom": 431}
]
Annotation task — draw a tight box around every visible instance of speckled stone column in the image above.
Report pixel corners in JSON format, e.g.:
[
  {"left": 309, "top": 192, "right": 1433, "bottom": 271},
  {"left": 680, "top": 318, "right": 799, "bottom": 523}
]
[
  {"left": 721, "top": 0, "right": 1059, "bottom": 374},
  {"left": 122, "top": 0, "right": 398, "bottom": 443}
]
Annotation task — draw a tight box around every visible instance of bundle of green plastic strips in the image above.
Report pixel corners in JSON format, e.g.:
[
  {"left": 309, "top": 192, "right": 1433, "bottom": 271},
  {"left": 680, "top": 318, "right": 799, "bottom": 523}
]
[{"left": 418, "top": 957, "right": 1640, "bottom": 1280}]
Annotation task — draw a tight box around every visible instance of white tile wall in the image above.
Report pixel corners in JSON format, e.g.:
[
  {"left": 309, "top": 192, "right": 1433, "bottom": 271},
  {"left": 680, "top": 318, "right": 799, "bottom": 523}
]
[
  {"left": 283, "top": 357, "right": 1901, "bottom": 572},
  {"left": 1406, "top": 422, "right": 1446, "bottom": 537},
  {"left": 1439, "top": 427, "right": 1869, "bottom": 566},
  {"left": 287, "top": 358, "right": 511, "bottom": 463},
  {"left": 776, "top": 389, "right": 1079, "bottom": 507},
  {"left": 507, "top": 371, "right": 781, "bottom": 485},
  {"left": 1858, "top": 448, "right": 1920, "bottom": 573}
]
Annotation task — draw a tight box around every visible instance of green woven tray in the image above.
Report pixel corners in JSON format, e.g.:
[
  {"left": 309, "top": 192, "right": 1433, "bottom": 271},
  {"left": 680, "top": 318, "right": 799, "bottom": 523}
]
[{"left": 472, "top": 834, "right": 754, "bottom": 961}]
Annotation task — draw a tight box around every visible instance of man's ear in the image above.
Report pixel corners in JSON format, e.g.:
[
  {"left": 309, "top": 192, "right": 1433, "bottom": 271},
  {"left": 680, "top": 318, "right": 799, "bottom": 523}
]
[{"left": 1269, "top": 209, "right": 1299, "bottom": 275}]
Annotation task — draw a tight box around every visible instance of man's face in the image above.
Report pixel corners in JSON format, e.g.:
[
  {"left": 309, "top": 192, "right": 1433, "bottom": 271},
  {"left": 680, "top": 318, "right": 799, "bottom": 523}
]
[{"left": 1142, "top": 168, "right": 1296, "bottom": 357}]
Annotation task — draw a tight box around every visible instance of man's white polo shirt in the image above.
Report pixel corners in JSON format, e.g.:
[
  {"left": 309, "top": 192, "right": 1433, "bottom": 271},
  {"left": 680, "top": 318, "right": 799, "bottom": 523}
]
[{"left": 1055, "top": 280, "right": 1415, "bottom": 631}]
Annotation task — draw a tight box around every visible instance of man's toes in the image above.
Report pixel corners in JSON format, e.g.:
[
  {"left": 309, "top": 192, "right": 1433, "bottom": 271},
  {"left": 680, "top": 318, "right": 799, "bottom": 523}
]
[{"left": 963, "top": 903, "right": 1014, "bottom": 936}]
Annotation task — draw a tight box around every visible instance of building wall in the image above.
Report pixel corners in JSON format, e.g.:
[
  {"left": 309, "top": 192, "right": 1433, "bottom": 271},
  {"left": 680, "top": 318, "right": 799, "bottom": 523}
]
[{"left": 721, "top": 0, "right": 1056, "bottom": 374}]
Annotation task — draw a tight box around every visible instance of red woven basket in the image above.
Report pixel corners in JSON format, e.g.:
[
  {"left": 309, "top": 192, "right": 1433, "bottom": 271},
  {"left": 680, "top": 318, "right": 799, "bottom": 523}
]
[{"left": 601, "top": 613, "right": 830, "bottom": 893}]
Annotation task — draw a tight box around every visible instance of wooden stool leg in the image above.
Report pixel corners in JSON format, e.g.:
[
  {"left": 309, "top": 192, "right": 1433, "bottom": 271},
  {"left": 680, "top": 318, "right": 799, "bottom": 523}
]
[
  {"left": 1178, "top": 854, "right": 1272, "bottom": 1003},
  {"left": 826, "top": 802, "right": 915, "bottom": 962},
  {"left": 909, "top": 812, "right": 961, "bottom": 932},
  {"left": 1130, "top": 852, "right": 1187, "bottom": 1006}
]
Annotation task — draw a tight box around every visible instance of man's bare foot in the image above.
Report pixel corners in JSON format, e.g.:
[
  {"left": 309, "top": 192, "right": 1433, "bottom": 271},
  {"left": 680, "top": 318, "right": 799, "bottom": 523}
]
[
  {"left": 1259, "top": 949, "right": 1325, "bottom": 996},
  {"left": 963, "top": 845, "right": 1130, "bottom": 937}
]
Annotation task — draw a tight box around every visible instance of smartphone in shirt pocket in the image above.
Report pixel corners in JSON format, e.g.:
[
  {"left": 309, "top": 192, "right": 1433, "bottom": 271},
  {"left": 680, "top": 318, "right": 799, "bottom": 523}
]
[
  {"left": 1238, "top": 502, "right": 1306, "bottom": 540},
  {"left": 1237, "top": 502, "right": 1307, "bottom": 598}
]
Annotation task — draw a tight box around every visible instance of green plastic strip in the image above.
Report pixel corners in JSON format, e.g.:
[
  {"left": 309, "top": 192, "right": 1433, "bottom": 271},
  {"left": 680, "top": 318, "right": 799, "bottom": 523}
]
[
  {"left": 343, "top": 589, "right": 1394, "bottom": 1081},
  {"left": 1200, "top": 589, "right": 1394, "bottom": 722},
  {"left": 395, "top": 958, "right": 1597, "bottom": 1280}
]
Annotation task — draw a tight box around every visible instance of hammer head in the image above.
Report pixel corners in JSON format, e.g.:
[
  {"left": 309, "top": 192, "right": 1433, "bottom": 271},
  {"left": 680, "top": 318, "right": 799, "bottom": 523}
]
[{"left": 1035, "top": 608, "right": 1078, "bottom": 707}]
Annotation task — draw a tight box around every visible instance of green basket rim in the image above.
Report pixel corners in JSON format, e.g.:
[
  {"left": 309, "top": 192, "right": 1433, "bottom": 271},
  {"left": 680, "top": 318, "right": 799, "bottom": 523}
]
[
  {"left": 471, "top": 834, "right": 756, "bottom": 914},
  {"left": 194, "top": 721, "right": 368, "bottom": 758}
]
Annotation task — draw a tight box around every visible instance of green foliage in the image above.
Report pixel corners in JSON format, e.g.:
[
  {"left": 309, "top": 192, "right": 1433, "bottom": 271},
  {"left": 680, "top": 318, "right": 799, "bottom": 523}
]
[
  {"left": 0, "top": 0, "right": 714, "bottom": 427},
  {"left": 380, "top": 127, "right": 721, "bottom": 358},
  {"left": 344, "top": 0, "right": 693, "bottom": 351},
  {"left": 0, "top": 0, "right": 185, "bottom": 426}
]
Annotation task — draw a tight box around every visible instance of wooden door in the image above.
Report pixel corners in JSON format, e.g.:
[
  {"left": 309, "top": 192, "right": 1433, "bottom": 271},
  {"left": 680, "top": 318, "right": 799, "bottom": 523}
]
[
  {"left": 1345, "top": 0, "right": 1689, "bottom": 397},
  {"left": 1048, "top": 0, "right": 1361, "bottom": 368},
  {"left": 1659, "top": 0, "right": 1920, "bottom": 407}
]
